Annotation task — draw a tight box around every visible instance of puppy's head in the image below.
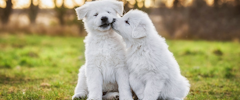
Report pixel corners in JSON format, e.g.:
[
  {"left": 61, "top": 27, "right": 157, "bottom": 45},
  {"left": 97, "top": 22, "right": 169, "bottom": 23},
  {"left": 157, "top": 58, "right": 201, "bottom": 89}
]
[
  {"left": 112, "top": 10, "right": 151, "bottom": 41},
  {"left": 75, "top": 0, "right": 123, "bottom": 32}
]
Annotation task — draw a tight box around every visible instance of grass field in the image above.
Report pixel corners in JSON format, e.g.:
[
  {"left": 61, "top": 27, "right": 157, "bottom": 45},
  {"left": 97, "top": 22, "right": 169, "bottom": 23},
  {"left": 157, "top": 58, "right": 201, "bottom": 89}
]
[{"left": 0, "top": 34, "right": 240, "bottom": 100}]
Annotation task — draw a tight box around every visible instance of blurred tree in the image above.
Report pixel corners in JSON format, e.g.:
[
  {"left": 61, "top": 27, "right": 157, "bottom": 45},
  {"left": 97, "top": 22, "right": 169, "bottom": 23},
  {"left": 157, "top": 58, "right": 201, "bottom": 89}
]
[
  {"left": 158, "top": 1, "right": 166, "bottom": 8},
  {"left": 133, "top": 0, "right": 150, "bottom": 13},
  {"left": 71, "top": 0, "right": 88, "bottom": 35},
  {"left": 28, "top": 0, "right": 39, "bottom": 25},
  {"left": 214, "top": 0, "right": 220, "bottom": 8},
  {"left": 123, "top": 0, "right": 131, "bottom": 13},
  {"left": 133, "top": 0, "right": 139, "bottom": 9},
  {"left": 235, "top": 0, "right": 240, "bottom": 15},
  {"left": 191, "top": 0, "right": 207, "bottom": 8},
  {"left": 54, "top": 0, "right": 67, "bottom": 25},
  {"left": 0, "top": 0, "right": 13, "bottom": 24},
  {"left": 173, "top": 0, "right": 181, "bottom": 9},
  {"left": 141, "top": 0, "right": 148, "bottom": 12},
  {"left": 236, "top": 0, "right": 240, "bottom": 5},
  {"left": 0, "top": 8, "right": 2, "bottom": 21},
  {"left": 236, "top": 0, "right": 240, "bottom": 8}
]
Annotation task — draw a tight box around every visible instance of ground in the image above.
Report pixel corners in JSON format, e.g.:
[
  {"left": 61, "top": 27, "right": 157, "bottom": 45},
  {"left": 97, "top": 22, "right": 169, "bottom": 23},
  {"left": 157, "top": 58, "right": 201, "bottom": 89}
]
[{"left": 0, "top": 34, "right": 239, "bottom": 100}]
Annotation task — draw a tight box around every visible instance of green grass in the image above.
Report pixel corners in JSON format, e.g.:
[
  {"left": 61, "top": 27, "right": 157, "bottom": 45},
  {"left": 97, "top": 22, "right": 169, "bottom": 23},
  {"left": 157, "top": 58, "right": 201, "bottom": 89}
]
[{"left": 0, "top": 34, "right": 240, "bottom": 100}]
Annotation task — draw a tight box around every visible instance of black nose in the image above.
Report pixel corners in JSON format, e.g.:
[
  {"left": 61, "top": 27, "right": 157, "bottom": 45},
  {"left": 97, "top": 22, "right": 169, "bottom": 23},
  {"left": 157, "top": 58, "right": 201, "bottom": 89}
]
[{"left": 101, "top": 16, "right": 108, "bottom": 22}]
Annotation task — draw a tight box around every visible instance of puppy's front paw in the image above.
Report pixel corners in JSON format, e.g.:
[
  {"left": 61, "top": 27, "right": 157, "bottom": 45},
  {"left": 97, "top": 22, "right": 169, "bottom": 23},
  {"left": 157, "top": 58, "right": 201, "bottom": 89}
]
[
  {"left": 102, "top": 92, "right": 119, "bottom": 100},
  {"left": 72, "top": 93, "right": 87, "bottom": 100}
]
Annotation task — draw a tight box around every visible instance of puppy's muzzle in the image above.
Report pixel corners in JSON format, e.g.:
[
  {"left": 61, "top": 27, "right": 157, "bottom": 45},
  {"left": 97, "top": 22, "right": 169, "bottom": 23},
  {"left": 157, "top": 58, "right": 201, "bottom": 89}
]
[
  {"left": 101, "top": 17, "right": 108, "bottom": 23},
  {"left": 111, "top": 18, "right": 116, "bottom": 29},
  {"left": 100, "top": 16, "right": 111, "bottom": 28},
  {"left": 112, "top": 18, "right": 116, "bottom": 23}
]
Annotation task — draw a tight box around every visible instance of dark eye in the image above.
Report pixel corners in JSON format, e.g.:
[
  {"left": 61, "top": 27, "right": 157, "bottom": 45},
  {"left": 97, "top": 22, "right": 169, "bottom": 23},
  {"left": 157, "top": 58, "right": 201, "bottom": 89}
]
[
  {"left": 125, "top": 20, "right": 130, "bottom": 25},
  {"left": 94, "top": 13, "right": 98, "bottom": 16},
  {"left": 107, "top": 11, "right": 110, "bottom": 13}
]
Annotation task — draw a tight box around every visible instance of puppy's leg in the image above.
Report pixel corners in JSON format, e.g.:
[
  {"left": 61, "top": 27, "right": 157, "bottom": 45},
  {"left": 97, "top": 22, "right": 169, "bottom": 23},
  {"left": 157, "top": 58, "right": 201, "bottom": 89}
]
[
  {"left": 116, "top": 67, "right": 133, "bottom": 100},
  {"left": 72, "top": 66, "right": 88, "bottom": 99},
  {"left": 142, "top": 79, "right": 165, "bottom": 100},
  {"left": 129, "top": 74, "right": 145, "bottom": 100},
  {"left": 86, "top": 66, "right": 103, "bottom": 100}
]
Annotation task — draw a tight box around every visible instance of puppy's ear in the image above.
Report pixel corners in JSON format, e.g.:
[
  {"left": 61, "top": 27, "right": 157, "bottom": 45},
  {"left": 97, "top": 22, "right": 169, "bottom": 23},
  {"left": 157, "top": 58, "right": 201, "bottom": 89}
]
[
  {"left": 111, "top": 1, "right": 124, "bottom": 16},
  {"left": 75, "top": 4, "right": 89, "bottom": 20},
  {"left": 132, "top": 21, "right": 147, "bottom": 38}
]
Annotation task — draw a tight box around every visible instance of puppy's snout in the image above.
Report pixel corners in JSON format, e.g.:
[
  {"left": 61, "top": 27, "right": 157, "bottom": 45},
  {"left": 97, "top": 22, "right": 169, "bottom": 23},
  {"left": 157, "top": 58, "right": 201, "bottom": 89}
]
[
  {"left": 101, "top": 16, "right": 108, "bottom": 22},
  {"left": 112, "top": 18, "right": 116, "bottom": 23}
]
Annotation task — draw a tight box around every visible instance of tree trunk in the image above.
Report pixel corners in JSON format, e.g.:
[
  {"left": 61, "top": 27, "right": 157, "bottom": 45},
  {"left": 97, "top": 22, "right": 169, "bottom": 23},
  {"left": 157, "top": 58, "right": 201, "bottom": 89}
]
[
  {"left": 173, "top": 0, "right": 180, "bottom": 9},
  {"left": 54, "top": 0, "right": 67, "bottom": 25},
  {"left": 1, "top": 0, "right": 13, "bottom": 24},
  {"left": 214, "top": 0, "right": 219, "bottom": 8},
  {"left": 28, "top": 0, "right": 39, "bottom": 25}
]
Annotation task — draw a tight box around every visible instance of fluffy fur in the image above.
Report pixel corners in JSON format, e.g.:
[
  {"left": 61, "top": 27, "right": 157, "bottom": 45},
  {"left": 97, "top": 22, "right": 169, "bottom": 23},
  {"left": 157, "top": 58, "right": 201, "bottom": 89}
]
[
  {"left": 112, "top": 10, "right": 190, "bottom": 100},
  {"left": 72, "top": 0, "right": 132, "bottom": 100}
]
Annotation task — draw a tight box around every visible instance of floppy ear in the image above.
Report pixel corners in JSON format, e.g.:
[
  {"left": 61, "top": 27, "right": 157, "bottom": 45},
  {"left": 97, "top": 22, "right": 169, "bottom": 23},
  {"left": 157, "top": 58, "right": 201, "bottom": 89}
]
[
  {"left": 75, "top": 4, "right": 89, "bottom": 20},
  {"left": 111, "top": 1, "right": 124, "bottom": 16},
  {"left": 132, "top": 21, "right": 147, "bottom": 38}
]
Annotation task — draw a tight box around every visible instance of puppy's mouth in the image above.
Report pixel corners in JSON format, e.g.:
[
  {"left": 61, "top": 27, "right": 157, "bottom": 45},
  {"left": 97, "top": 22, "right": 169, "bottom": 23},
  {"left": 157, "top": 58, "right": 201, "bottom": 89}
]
[
  {"left": 99, "top": 23, "right": 110, "bottom": 28},
  {"left": 110, "top": 19, "right": 116, "bottom": 29}
]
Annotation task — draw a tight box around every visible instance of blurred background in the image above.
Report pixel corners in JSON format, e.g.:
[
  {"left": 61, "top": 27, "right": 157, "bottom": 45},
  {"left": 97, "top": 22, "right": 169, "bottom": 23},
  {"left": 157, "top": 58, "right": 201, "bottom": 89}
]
[
  {"left": 0, "top": 0, "right": 240, "bottom": 40},
  {"left": 0, "top": 0, "right": 240, "bottom": 99}
]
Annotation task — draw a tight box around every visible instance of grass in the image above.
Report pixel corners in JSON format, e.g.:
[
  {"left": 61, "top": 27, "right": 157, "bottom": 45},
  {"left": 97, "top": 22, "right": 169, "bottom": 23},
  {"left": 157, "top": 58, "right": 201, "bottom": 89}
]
[{"left": 0, "top": 34, "right": 240, "bottom": 100}]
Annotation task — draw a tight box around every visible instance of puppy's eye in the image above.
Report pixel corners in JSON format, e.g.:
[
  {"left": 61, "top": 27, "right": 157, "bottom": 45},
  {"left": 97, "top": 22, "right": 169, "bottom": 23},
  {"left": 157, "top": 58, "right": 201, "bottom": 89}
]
[
  {"left": 94, "top": 13, "right": 98, "bottom": 16},
  {"left": 125, "top": 20, "right": 130, "bottom": 25},
  {"left": 107, "top": 11, "right": 110, "bottom": 14}
]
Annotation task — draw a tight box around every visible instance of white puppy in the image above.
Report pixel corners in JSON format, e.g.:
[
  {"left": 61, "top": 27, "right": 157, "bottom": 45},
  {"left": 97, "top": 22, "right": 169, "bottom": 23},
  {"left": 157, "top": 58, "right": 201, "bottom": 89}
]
[
  {"left": 72, "top": 0, "right": 132, "bottom": 100},
  {"left": 112, "top": 10, "right": 190, "bottom": 100}
]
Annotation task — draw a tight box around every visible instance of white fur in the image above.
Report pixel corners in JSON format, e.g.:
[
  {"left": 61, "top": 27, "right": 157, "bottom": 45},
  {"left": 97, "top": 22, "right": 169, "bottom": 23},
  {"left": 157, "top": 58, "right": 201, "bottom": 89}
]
[
  {"left": 112, "top": 10, "right": 190, "bottom": 100},
  {"left": 72, "top": 0, "right": 132, "bottom": 100}
]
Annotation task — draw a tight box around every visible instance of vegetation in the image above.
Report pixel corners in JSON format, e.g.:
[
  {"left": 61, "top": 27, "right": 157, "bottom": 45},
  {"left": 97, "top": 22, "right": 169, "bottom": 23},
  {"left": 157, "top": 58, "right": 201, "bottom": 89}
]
[{"left": 0, "top": 34, "right": 239, "bottom": 100}]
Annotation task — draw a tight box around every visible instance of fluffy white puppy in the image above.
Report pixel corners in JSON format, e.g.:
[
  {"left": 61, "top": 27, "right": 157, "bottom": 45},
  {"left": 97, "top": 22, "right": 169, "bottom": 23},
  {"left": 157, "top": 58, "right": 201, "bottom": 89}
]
[
  {"left": 72, "top": 0, "right": 132, "bottom": 100},
  {"left": 112, "top": 10, "right": 190, "bottom": 100}
]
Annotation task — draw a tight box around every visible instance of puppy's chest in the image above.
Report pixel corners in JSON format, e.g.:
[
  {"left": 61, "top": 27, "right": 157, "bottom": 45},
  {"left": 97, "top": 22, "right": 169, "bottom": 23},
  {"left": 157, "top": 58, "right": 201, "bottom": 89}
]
[
  {"left": 101, "top": 66, "right": 117, "bottom": 84},
  {"left": 86, "top": 40, "right": 119, "bottom": 54},
  {"left": 85, "top": 40, "right": 124, "bottom": 67}
]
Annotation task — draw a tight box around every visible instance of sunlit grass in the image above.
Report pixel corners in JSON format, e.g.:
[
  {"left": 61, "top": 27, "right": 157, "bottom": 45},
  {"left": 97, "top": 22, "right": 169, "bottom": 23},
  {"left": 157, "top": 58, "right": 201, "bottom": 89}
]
[{"left": 0, "top": 34, "right": 239, "bottom": 99}]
